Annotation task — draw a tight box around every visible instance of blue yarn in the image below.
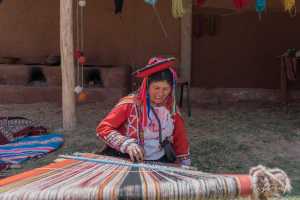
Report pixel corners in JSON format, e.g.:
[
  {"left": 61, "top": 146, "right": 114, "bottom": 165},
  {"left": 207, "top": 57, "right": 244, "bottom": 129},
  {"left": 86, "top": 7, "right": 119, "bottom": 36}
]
[
  {"left": 146, "top": 91, "right": 151, "bottom": 119},
  {"left": 256, "top": 0, "right": 266, "bottom": 13},
  {"left": 144, "top": 0, "right": 158, "bottom": 6}
]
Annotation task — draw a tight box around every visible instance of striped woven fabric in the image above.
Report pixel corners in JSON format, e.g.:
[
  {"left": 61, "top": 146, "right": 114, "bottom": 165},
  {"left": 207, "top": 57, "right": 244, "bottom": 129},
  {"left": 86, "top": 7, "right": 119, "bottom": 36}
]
[
  {"left": 0, "top": 153, "right": 253, "bottom": 200},
  {"left": 0, "top": 133, "right": 64, "bottom": 166}
]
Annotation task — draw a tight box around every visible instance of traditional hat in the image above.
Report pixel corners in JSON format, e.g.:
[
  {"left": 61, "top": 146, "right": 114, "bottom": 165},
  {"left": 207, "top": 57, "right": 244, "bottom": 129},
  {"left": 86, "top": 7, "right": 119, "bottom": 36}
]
[
  {"left": 133, "top": 56, "right": 177, "bottom": 128},
  {"left": 133, "top": 57, "right": 176, "bottom": 78}
]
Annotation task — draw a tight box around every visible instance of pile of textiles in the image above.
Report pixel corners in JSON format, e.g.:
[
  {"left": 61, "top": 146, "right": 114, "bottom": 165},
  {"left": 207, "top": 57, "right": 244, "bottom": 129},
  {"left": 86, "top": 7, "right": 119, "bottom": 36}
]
[
  {"left": 0, "top": 153, "right": 291, "bottom": 200},
  {"left": 0, "top": 117, "right": 64, "bottom": 177},
  {"left": 0, "top": 117, "right": 47, "bottom": 145}
]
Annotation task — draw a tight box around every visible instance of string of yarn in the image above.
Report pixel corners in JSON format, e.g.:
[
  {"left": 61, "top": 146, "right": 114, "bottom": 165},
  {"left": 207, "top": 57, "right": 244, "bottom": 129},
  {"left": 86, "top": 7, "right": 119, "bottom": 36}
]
[
  {"left": 144, "top": 0, "right": 158, "bottom": 6},
  {"left": 233, "top": 0, "right": 250, "bottom": 9},
  {"left": 256, "top": 0, "right": 266, "bottom": 13},
  {"left": 283, "top": 0, "right": 296, "bottom": 17}
]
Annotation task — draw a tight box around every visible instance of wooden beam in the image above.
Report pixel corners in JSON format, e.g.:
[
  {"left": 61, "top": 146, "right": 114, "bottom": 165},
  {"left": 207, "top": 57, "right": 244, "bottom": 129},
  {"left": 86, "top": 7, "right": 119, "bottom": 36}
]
[
  {"left": 180, "top": 0, "right": 192, "bottom": 82},
  {"left": 60, "top": 0, "right": 76, "bottom": 130}
]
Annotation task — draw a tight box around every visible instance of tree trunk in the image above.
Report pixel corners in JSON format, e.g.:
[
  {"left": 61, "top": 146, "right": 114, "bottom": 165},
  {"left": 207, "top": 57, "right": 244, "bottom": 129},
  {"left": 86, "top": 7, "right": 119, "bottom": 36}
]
[
  {"left": 60, "top": 0, "right": 76, "bottom": 130},
  {"left": 180, "top": 0, "right": 192, "bottom": 82}
]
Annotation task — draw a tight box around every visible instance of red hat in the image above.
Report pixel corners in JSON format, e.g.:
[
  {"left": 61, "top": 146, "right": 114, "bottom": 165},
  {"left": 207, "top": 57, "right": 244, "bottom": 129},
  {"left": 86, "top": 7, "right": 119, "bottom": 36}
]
[
  {"left": 133, "top": 57, "right": 175, "bottom": 78},
  {"left": 134, "top": 56, "right": 177, "bottom": 133}
]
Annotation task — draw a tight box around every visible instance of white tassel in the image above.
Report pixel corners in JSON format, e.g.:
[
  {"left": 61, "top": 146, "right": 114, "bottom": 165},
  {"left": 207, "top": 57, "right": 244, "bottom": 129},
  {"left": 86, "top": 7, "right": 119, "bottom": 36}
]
[{"left": 250, "top": 165, "right": 292, "bottom": 200}]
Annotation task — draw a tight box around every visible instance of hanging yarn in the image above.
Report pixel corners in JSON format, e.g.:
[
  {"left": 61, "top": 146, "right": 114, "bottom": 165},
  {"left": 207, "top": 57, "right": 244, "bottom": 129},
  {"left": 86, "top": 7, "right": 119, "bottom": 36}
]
[
  {"left": 172, "top": 0, "right": 185, "bottom": 18},
  {"left": 256, "top": 0, "right": 266, "bottom": 13},
  {"left": 250, "top": 165, "right": 292, "bottom": 200},
  {"left": 114, "top": 0, "right": 124, "bottom": 14},
  {"left": 144, "top": 0, "right": 158, "bottom": 6},
  {"left": 283, "top": 0, "right": 296, "bottom": 17},
  {"left": 74, "top": 0, "right": 87, "bottom": 103},
  {"left": 233, "top": 0, "right": 250, "bottom": 9},
  {"left": 195, "top": 0, "right": 205, "bottom": 8}
]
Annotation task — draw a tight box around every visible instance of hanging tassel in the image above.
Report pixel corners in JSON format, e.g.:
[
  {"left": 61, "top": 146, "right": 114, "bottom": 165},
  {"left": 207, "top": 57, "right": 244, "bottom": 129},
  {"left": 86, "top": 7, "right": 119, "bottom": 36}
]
[
  {"left": 146, "top": 91, "right": 151, "bottom": 119},
  {"left": 144, "top": 0, "right": 158, "bottom": 6},
  {"left": 256, "top": 0, "right": 266, "bottom": 19},
  {"left": 169, "top": 68, "right": 177, "bottom": 115},
  {"left": 233, "top": 0, "right": 250, "bottom": 10},
  {"left": 283, "top": 0, "right": 296, "bottom": 17},
  {"left": 114, "top": 0, "right": 124, "bottom": 14},
  {"left": 195, "top": 0, "right": 205, "bottom": 8},
  {"left": 172, "top": 0, "right": 185, "bottom": 18},
  {"left": 250, "top": 165, "right": 291, "bottom": 200},
  {"left": 138, "top": 78, "right": 148, "bottom": 128}
]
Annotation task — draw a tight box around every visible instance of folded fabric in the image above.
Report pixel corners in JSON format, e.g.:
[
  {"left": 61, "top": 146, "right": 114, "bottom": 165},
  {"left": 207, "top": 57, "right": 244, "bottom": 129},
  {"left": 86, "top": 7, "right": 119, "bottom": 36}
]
[
  {"left": 0, "top": 117, "right": 47, "bottom": 145},
  {"left": 0, "top": 133, "right": 64, "bottom": 165}
]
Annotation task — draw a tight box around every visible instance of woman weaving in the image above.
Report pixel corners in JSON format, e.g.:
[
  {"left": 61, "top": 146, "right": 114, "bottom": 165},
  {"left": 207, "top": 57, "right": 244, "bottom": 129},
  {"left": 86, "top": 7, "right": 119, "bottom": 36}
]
[{"left": 96, "top": 57, "right": 191, "bottom": 165}]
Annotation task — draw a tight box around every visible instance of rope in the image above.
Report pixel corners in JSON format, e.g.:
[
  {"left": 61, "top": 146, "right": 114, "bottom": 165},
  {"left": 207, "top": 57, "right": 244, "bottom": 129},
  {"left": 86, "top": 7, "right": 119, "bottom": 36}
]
[
  {"left": 80, "top": 3, "right": 85, "bottom": 87},
  {"left": 74, "top": 0, "right": 86, "bottom": 90}
]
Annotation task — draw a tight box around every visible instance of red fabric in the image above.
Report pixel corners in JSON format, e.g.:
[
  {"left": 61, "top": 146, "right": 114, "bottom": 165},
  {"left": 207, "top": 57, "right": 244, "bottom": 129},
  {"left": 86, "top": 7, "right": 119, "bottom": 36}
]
[
  {"left": 233, "top": 0, "right": 249, "bottom": 9},
  {"left": 172, "top": 113, "right": 190, "bottom": 157},
  {"left": 96, "top": 95, "right": 190, "bottom": 159}
]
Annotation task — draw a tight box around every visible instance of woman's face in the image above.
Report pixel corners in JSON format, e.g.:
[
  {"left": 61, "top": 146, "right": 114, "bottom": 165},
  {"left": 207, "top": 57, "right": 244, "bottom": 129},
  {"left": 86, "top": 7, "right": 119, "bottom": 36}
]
[{"left": 148, "top": 80, "right": 172, "bottom": 105}]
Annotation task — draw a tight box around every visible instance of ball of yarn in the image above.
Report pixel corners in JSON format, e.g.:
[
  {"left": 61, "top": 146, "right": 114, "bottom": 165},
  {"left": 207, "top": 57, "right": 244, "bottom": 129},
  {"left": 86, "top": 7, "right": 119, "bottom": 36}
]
[
  {"left": 78, "top": 91, "right": 88, "bottom": 102},
  {"left": 78, "top": 56, "right": 86, "bottom": 65},
  {"left": 74, "top": 85, "right": 83, "bottom": 94},
  {"left": 250, "top": 165, "right": 291, "bottom": 200}
]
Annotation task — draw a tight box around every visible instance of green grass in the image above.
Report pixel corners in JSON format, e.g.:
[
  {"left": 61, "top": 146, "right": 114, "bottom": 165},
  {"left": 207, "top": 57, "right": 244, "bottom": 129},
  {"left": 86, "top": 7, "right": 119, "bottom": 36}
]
[{"left": 186, "top": 101, "right": 300, "bottom": 196}]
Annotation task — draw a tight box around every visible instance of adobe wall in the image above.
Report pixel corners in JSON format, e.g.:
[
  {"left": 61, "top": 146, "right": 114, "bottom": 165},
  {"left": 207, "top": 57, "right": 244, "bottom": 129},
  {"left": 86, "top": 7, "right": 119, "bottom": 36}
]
[
  {"left": 0, "top": 0, "right": 180, "bottom": 67},
  {"left": 192, "top": 10, "right": 300, "bottom": 88}
]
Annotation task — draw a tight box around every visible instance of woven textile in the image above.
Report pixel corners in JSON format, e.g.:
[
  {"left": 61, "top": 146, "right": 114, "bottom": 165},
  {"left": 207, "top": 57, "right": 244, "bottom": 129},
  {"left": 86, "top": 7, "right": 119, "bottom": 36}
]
[
  {"left": 0, "top": 133, "right": 64, "bottom": 166},
  {"left": 0, "top": 117, "right": 47, "bottom": 145},
  {"left": 0, "top": 153, "right": 252, "bottom": 200}
]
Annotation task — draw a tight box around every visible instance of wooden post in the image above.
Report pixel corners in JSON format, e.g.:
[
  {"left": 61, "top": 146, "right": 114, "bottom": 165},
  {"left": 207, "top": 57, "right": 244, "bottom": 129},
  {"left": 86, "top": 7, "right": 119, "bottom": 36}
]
[
  {"left": 180, "top": 0, "right": 192, "bottom": 82},
  {"left": 60, "top": 0, "right": 76, "bottom": 130}
]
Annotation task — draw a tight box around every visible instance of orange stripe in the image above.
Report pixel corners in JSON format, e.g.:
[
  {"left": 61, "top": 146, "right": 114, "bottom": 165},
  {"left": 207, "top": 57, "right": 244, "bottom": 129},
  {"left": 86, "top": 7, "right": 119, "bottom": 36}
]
[
  {"left": 223, "top": 174, "right": 252, "bottom": 196},
  {"left": 234, "top": 175, "right": 252, "bottom": 196},
  {"left": 0, "top": 159, "right": 78, "bottom": 187}
]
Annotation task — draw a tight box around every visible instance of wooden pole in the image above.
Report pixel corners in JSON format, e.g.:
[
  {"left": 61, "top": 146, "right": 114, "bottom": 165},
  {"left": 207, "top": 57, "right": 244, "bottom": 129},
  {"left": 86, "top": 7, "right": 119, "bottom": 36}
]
[
  {"left": 60, "top": 0, "right": 76, "bottom": 130},
  {"left": 180, "top": 0, "right": 192, "bottom": 82}
]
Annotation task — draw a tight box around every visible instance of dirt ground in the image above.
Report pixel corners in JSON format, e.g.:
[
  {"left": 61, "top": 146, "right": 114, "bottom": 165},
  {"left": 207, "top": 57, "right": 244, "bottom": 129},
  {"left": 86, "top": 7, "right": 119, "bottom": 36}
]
[{"left": 1, "top": 100, "right": 299, "bottom": 197}]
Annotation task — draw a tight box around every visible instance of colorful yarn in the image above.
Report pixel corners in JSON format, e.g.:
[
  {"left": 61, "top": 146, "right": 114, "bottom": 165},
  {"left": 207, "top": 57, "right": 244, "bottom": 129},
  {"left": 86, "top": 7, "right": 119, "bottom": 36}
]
[
  {"left": 169, "top": 67, "right": 177, "bottom": 115},
  {"left": 256, "top": 0, "right": 266, "bottom": 13},
  {"left": 283, "top": 0, "right": 296, "bottom": 16},
  {"left": 0, "top": 153, "right": 290, "bottom": 199},
  {"left": 138, "top": 78, "right": 148, "bottom": 127},
  {"left": 172, "top": 0, "right": 185, "bottom": 18},
  {"left": 195, "top": 0, "right": 205, "bottom": 7},
  {"left": 144, "top": 0, "right": 158, "bottom": 6},
  {"left": 233, "top": 0, "right": 250, "bottom": 9}
]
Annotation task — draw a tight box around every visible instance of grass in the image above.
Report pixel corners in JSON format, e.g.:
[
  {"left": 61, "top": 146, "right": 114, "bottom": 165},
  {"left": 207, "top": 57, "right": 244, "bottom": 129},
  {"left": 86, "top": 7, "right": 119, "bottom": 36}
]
[
  {"left": 1, "top": 100, "right": 300, "bottom": 198},
  {"left": 187, "top": 101, "right": 300, "bottom": 196}
]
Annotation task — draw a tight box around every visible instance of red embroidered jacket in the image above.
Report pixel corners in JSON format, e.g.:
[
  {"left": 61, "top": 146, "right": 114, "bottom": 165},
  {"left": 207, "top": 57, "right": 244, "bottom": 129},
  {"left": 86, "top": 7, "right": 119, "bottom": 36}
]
[{"left": 96, "top": 95, "right": 190, "bottom": 162}]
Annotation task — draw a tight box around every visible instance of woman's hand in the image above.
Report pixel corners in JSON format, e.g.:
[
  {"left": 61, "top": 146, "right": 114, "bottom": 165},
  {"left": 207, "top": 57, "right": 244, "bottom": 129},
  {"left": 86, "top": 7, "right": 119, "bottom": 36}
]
[{"left": 126, "top": 143, "right": 144, "bottom": 162}]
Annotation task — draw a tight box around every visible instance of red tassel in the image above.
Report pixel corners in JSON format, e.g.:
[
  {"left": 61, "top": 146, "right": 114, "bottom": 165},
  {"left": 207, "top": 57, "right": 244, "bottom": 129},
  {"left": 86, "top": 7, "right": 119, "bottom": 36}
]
[
  {"left": 196, "top": 0, "right": 205, "bottom": 7},
  {"left": 233, "top": 0, "right": 249, "bottom": 9},
  {"left": 75, "top": 48, "right": 82, "bottom": 59},
  {"left": 79, "top": 56, "right": 86, "bottom": 65},
  {"left": 138, "top": 78, "right": 148, "bottom": 128}
]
